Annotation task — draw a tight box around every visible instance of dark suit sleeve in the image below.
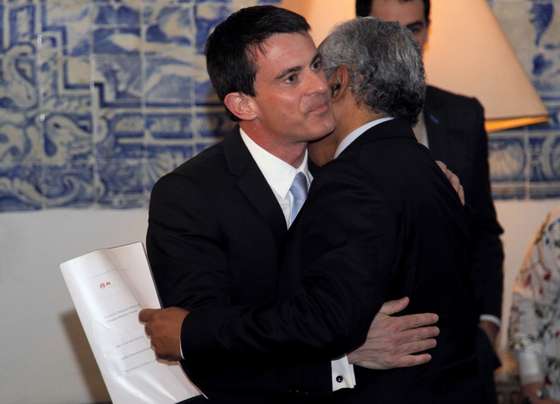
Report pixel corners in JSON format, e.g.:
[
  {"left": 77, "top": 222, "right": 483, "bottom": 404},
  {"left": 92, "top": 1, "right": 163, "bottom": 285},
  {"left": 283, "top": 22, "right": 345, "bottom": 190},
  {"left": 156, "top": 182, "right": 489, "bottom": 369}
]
[
  {"left": 467, "top": 100, "right": 504, "bottom": 320},
  {"left": 147, "top": 173, "right": 230, "bottom": 310},
  {"left": 182, "top": 167, "right": 394, "bottom": 365}
]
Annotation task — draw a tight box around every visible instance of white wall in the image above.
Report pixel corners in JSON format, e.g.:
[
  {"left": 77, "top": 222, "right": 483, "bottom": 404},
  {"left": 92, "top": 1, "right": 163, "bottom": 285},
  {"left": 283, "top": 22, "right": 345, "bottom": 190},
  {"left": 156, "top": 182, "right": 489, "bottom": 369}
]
[
  {"left": 0, "top": 201, "right": 557, "bottom": 403},
  {"left": 0, "top": 209, "right": 148, "bottom": 404}
]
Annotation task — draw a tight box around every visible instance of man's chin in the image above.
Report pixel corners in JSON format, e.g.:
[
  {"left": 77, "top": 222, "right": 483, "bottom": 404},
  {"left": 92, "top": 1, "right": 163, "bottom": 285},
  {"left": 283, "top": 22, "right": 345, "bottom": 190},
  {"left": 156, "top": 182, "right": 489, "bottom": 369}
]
[{"left": 308, "top": 126, "right": 336, "bottom": 143}]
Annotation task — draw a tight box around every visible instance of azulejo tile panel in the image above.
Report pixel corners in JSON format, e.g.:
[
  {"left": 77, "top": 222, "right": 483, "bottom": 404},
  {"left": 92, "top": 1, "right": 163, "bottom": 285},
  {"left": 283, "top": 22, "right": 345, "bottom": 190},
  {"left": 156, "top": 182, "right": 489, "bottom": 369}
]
[
  {"left": 0, "top": 43, "right": 38, "bottom": 112},
  {"left": 0, "top": 0, "right": 277, "bottom": 212},
  {"left": 41, "top": 163, "right": 96, "bottom": 208},
  {"left": 97, "top": 157, "right": 145, "bottom": 209},
  {"left": 489, "top": 131, "right": 528, "bottom": 200},
  {"left": 527, "top": 0, "right": 560, "bottom": 100},
  {"left": 0, "top": 164, "right": 44, "bottom": 211},
  {"left": 490, "top": 0, "right": 560, "bottom": 200},
  {"left": 4, "top": 0, "right": 554, "bottom": 211},
  {"left": 528, "top": 102, "right": 560, "bottom": 198},
  {"left": 93, "top": 0, "right": 142, "bottom": 27},
  {"left": 95, "top": 109, "right": 143, "bottom": 160}
]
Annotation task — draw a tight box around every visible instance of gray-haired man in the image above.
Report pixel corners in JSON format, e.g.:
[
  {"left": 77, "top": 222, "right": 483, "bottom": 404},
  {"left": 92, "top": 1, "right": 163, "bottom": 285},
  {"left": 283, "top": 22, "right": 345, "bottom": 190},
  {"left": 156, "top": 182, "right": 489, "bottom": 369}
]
[{"left": 305, "top": 17, "right": 482, "bottom": 403}]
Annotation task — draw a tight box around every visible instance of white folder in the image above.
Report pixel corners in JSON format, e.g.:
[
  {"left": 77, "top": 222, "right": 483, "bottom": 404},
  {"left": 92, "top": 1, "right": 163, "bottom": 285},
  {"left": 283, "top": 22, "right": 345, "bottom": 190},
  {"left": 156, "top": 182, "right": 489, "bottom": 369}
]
[{"left": 60, "top": 242, "right": 202, "bottom": 404}]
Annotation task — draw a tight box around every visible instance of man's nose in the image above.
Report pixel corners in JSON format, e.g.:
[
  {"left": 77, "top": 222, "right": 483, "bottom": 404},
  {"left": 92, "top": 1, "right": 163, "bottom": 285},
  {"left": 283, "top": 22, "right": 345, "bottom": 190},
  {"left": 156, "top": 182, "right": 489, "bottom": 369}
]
[{"left": 307, "top": 70, "right": 329, "bottom": 95}]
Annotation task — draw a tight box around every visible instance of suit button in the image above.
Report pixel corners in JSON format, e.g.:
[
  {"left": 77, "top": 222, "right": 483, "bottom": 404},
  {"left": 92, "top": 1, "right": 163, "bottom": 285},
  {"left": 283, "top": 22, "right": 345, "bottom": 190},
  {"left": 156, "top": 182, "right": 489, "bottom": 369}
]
[{"left": 336, "top": 375, "right": 344, "bottom": 383}]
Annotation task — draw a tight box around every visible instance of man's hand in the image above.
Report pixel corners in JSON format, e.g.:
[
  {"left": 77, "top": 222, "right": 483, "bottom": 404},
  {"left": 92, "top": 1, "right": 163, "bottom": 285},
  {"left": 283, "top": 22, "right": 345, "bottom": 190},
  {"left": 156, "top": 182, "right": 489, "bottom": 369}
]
[
  {"left": 139, "top": 307, "right": 190, "bottom": 361},
  {"left": 347, "top": 297, "right": 439, "bottom": 369},
  {"left": 436, "top": 161, "right": 465, "bottom": 206}
]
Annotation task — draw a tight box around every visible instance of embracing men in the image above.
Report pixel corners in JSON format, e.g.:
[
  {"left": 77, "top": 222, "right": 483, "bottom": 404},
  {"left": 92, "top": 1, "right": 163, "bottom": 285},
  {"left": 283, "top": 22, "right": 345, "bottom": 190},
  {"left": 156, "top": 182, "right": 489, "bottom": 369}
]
[{"left": 141, "top": 6, "right": 480, "bottom": 404}]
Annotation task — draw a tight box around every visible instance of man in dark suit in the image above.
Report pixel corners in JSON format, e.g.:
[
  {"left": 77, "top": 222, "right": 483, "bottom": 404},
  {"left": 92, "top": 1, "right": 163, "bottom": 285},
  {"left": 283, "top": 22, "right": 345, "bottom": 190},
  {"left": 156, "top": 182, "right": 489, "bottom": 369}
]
[
  {"left": 312, "top": 16, "right": 482, "bottom": 403},
  {"left": 142, "top": 9, "right": 480, "bottom": 403},
  {"left": 356, "top": 0, "right": 505, "bottom": 402},
  {"left": 141, "top": 6, "right": 440, "bottom": 403}
]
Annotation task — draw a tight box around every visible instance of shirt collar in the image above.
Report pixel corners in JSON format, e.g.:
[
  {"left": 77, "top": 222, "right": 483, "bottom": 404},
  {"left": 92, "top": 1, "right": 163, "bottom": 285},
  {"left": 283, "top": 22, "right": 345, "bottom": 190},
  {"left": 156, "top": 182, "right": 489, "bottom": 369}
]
[
  {"left": 240, "top": 128, "right": 312, "bottom": 199},
  {"left": 334, "top": 117, "right": 394, "bottom": 159}
]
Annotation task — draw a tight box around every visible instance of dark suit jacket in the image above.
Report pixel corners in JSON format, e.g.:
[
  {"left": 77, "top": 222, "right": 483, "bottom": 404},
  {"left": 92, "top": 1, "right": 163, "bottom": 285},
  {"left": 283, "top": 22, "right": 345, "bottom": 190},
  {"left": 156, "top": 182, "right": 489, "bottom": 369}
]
[
  {"left": 424, "top": 86, "right": 504, "bottom": 402},
  {"left": 323, "top": 119, "right": 483, "bottom": 403},
  {"left": 147, "top": 129, "right": 332, "bottom": 403},
  {"left": 182, "top": 119, "right": 482, "bottom": 403},
  {"left": 424, "top": 86, "right": 504, "bottom": 321}
]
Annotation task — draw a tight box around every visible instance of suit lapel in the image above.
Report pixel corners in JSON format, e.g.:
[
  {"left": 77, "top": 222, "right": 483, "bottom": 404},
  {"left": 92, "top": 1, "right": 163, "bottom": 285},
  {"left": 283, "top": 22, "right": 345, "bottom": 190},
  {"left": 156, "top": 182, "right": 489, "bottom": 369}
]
[
  {"left": 223, "top": 129, "right": 288, "bottom": 245},
  {"left": 424, "top": 87, "right": 450, "bottom": 162}
]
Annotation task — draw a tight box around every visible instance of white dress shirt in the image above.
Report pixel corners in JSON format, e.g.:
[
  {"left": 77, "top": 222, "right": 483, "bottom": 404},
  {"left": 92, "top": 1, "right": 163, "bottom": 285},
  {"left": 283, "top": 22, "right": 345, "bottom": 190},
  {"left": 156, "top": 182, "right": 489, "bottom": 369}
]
[
  {"left": 334, "top": 117, "right": 394, "bottom": 158},
  {"left": 240, "top": 129, "right": 356, "bottom": 391}
]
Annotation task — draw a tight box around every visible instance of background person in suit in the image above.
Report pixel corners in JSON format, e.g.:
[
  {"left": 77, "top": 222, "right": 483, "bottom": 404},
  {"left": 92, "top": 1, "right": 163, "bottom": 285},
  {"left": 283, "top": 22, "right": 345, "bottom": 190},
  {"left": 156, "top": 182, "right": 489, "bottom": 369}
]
[
  {"left": 142, "top": 9, "right": 478, "bottom": 404},
  {"left": 356, "top": 0, "right": 505, "bottom": 402},
  {"left": 141, "top": 6, "right": 439, "bottom": 403}
]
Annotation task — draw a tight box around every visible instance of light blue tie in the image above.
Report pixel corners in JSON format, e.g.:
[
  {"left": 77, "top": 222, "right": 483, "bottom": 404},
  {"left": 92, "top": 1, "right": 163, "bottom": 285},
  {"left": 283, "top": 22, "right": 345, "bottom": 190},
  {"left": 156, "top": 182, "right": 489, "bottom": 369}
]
[{"left": 290, "top": 172, "right": 308, "bottom": 225}]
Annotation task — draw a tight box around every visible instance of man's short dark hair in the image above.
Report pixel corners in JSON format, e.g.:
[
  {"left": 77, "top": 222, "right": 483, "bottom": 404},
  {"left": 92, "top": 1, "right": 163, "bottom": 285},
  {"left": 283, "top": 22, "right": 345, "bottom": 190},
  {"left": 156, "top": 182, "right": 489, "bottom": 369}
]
[
  {"left": 205, "top": 6, "right": 310, "bottom": 120},
  {"left": 355, "top": 0, "right": 430, "bottom": 24}
]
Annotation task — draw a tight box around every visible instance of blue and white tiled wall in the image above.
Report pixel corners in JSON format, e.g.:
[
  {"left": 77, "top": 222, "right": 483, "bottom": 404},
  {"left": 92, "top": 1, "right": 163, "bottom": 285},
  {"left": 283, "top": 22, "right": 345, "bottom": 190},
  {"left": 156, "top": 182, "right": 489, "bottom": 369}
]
[
  {"left": 489, "top": 0, "right": 560, "bottom": 199},
  {"left": 0, "top": 0, "right": 558, "bottom": 212},
  {"left": 0, "top": 0, "right": 276, "bottom": 211}
]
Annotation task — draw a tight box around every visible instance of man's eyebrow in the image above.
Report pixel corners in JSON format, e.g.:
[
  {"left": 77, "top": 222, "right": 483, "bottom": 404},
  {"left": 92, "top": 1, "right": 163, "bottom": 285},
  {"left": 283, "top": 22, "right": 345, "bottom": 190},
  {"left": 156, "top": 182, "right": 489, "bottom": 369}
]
[
  {"left": 273, "top": 53, "right": 321, "bottom": 80},
  {"left": 310, "top": 53, "right": 321, "bottom": 66},
  {"left": 274, "top": 65, "right": 303, "bottom": 80}
]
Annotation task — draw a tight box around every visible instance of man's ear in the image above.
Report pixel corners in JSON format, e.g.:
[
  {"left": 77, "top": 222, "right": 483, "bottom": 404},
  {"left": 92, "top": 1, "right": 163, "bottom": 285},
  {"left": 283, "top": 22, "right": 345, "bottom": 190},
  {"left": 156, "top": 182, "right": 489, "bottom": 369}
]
[
  {"left": 224, "top": 92, "right": 258, "bottom": 121},
  {"left": 329, "top": 65, "right": 350, "bottom": 101}
]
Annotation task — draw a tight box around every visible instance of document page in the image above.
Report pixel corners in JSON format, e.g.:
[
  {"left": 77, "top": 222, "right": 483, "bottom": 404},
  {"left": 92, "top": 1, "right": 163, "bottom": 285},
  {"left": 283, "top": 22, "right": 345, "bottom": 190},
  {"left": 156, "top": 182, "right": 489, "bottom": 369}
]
[{"left": 60, "top": 242, "right": 202, "bottom": 404}]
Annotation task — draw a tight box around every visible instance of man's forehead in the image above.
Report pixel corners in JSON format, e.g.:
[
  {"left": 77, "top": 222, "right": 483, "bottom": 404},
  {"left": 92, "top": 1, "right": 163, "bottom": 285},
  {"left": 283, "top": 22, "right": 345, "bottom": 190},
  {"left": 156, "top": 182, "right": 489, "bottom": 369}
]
[
  {"left": 250, "top": 32, "right": 315, "bottom": 57},
  {"left": 250, "top": 32, "right": 317, "bottom": 67},
  {"left": 371, "top": 0, "right": 426, "bottom": 23}
]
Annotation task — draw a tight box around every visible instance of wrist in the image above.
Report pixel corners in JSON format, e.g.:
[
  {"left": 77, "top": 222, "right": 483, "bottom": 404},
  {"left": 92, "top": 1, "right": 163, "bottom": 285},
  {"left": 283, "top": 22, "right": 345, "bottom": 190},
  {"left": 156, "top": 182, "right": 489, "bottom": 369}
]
[{"left": 347, "top": 351, "right": 357, "bottom": 364}]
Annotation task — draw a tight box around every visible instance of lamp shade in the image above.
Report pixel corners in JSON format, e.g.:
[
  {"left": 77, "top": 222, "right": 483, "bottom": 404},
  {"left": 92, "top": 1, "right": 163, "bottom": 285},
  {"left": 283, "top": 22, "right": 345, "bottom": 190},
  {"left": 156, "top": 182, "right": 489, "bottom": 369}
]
[
  {"left": 423, "top": 0, "right": 548, "bottom": 132},
  {"left": 280, "top": 0, "right": 548, "bottom": 132}
]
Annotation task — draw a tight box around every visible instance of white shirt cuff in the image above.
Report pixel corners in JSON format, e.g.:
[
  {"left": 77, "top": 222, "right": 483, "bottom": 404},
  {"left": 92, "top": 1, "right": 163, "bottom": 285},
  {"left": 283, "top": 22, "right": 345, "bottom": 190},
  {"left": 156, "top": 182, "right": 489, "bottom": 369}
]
[
  {"left": 480, "top": 314, "right": 501, "bottom": 328},
  {"left": 331, "top": 355, "right": 356, "bottom": 391}
]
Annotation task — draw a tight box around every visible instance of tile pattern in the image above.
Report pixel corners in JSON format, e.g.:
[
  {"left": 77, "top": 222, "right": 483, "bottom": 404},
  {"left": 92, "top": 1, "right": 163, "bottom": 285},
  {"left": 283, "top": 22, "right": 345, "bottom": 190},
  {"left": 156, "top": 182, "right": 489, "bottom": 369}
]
[
  {"left": 0, "top": 0, "right": 276, "bottom": 211},
  {"left": 0, "top": 0, "right": 558, "bottom": 211},
  {"left": 489, "top": 0, "right": 560, "bottom": 199}
]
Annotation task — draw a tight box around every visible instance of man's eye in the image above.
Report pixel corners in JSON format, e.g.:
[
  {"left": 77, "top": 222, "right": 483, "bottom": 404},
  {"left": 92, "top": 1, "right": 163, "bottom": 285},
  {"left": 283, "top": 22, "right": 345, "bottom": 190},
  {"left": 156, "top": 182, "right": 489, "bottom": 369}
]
[
  {"left": 311, "top": 59, "right": 323, "bottom": 71},
  {"left": 285, "top": 74, "right": 298, "bottom": 84},
  {"left": 407, "top": 26, "right": 423, "bottom": 34}
]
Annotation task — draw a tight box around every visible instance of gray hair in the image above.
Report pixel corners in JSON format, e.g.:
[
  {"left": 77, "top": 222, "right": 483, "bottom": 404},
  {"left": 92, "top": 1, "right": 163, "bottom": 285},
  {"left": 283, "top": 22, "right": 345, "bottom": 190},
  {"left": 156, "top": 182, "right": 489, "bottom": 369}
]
[{"left": 319, "top": 17, "right": 425, "bottom": 124}]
